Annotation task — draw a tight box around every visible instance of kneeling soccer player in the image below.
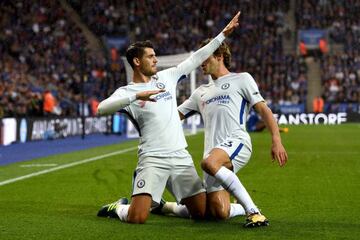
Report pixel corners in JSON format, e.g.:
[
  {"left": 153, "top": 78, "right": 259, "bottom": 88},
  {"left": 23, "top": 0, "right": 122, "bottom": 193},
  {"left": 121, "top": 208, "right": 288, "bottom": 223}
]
[
  {"left": 96, "top": 12, "right": 241, "bottom": 224},
  {"left": 156, "top": 39, "right": 288, "bottom": 227}
]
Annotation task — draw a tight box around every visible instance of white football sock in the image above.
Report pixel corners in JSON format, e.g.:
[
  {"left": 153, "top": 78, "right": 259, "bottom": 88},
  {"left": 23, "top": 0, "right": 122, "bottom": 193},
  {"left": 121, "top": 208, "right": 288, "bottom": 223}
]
[
  {"left": 116, "top": 204, "right": 130, "bottom": 222},
  {"left": 214, "top": 166, "right": 259, "bottom": 214},
  {"left": 162, "top": 202, "right": 190, "bottom": 218},
  {"left": 229, "top": 203, "right": 246, "bottom": 218}
]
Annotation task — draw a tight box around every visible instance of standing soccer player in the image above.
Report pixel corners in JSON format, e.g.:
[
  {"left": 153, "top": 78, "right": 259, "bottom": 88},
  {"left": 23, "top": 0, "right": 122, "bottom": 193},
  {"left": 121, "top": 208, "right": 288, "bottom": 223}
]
[
  {"left": 162, "top": 40, "right": 288, "bottom": 227},
  {"left": 96, "top": 12, "right": 240, "bottom": 224}
]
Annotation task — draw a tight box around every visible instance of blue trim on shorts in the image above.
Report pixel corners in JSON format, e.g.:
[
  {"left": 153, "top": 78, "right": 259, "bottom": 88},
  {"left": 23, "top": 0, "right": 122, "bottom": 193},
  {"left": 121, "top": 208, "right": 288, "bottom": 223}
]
[
  {"left": 230, "top": 143, "right": 244, "bottom": 160},
  {"left": 239, "top": 98, "right": 247, "bottom": 124}
]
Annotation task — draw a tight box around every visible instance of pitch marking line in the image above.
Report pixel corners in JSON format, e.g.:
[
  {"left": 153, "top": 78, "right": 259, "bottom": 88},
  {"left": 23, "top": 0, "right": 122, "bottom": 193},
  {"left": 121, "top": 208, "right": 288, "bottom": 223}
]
[
  {"left": 0, "top": 146, "right": 137, "bottom": 187},
  {"left": 20, "top": 164, "right": 59, "bottom": 168}
]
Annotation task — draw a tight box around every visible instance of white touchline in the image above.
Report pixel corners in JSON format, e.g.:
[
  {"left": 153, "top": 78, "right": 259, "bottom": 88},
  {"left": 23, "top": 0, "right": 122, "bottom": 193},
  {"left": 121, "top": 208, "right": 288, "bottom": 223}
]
[{"left": 0, "top": 146, "right": 137, "bottom": 187}]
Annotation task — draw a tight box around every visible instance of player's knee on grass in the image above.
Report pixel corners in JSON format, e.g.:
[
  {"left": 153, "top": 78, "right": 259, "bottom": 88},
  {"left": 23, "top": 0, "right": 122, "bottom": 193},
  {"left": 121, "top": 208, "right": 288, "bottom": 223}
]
[
  {"left": 207, "top": 198, "right": 230, "bottom": 220},
  {"left": 127, "top": 194, "right": 152, "bottom": 224},
  {"left": 182, "top": 193, "right": 206, "bottom": 219},
  {"left": 127, "top": 210, "right": 149, "bottom": 224},
  {"left": 128, "top": 202, "right": 150, "bottom": 223},
  {"left": 189, "top": 208, "right": 206, "bottom": 219}
]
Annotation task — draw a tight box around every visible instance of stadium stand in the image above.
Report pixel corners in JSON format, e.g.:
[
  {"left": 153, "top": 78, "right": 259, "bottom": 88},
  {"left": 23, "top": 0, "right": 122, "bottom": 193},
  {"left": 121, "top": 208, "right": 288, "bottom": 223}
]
[
  {"left": 0, "top": 0, "right": 123, "bottom": 117},
  {"left": 295, "top": 0, "right": 360, "bottom": 112},
  {"left": 70, "top": 0, "right": 307, "bottom": 110},
  {"left": 1, "top": 0, "right": 359, "bottom": 119}
]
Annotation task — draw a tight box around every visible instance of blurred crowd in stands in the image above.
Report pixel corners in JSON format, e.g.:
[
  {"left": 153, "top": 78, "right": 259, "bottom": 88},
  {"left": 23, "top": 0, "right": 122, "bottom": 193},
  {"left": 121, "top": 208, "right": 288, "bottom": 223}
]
[
  {"left": 0, "top": 0, "right": 119, "bottom": 118},
  {"left": 1, "top": 0, "right": 359, "bottom": 118},
  {"left": 296, "top": 0, "right": 360, "bottom": 111},
  {"left": 71, "top": 0, "right": 308, "bottom": 110}
]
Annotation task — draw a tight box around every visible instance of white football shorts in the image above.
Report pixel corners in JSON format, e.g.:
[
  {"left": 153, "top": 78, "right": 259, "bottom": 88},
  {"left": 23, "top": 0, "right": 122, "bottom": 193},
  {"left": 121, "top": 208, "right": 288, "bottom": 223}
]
[{"left": 132, "top": 155, "right": 205, "bottom": 204}]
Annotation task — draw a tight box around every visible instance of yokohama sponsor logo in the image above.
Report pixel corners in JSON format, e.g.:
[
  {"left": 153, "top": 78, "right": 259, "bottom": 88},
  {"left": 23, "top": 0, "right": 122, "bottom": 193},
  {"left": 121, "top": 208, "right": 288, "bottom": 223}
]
[{"left": 205, "top": 95, "right": 230, "bottom": 104}]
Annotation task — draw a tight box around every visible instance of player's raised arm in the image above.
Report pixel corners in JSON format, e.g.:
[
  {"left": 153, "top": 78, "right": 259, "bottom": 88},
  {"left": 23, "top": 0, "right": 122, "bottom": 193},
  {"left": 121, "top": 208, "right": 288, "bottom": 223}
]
[
  {"left": 97, "top": 89, "right": 164, "bottom": 115},
  {"left": 167, "top": 11, "right": 241, "bottom": 79}
]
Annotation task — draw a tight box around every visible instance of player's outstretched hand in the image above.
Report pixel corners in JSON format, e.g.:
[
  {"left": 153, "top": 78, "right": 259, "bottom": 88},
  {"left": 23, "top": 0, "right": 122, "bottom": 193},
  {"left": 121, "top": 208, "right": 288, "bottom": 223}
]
[
  {"left": 222, "top": 11, "right": 241, "bottom": 37},
  {"left": 136, "top": 89, "right": 165, "bottom": 102},
  {"left": 271, "top": 142, "right": 288, "bottom": 167}
]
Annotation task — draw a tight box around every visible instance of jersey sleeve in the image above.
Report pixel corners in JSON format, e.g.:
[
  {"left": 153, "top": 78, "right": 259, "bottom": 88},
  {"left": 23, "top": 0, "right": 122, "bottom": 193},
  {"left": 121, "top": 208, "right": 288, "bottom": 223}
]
[
  {"left": 97, "top": 87, "right": 136, "bottom": 115},
  {"left": 178, "top": 90, "right": 200, "bottom": 119},
  {"left": 239, "top": 72, "right": 265, "bottom": 108},
  {"left": 161, "top": 32, "right": 226, "bottom": 86}
]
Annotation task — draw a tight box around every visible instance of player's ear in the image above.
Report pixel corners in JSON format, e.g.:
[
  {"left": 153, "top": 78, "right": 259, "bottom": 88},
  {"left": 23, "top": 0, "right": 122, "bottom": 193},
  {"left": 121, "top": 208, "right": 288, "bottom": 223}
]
[
  {"left": 133, "top": 57, "right": 141, "bottom": 67},
  {"left": 216, "top": 54, "right": 224, "bottom": 63}
]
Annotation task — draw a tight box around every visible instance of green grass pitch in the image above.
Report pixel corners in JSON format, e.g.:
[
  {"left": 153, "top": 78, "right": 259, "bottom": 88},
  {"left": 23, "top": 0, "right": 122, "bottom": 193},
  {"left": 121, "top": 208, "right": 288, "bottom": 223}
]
[{"left": 0, "top": 124, "right": 359, "bottom": 240}]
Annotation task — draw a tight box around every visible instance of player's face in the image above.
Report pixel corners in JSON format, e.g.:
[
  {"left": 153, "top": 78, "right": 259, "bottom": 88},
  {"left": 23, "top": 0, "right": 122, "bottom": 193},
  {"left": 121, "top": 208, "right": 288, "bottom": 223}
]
[
  {"left": 139, "top": 48, "right": 158, "bottom": 76},
  {"left": 201, "top": 55, "right": 219, "bottom": 75}
]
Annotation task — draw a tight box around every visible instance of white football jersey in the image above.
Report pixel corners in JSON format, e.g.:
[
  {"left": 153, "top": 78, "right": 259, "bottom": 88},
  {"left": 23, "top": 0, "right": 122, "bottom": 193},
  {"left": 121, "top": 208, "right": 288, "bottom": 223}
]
[
  {"left": 178, "top": 72, "right": 264, "bottom": 156},
  {"left": 98, "top": 33, "right": 226, "bottom": 159},
  {"left": 117, "top": 72, "right": 187, "bottom": 158}
]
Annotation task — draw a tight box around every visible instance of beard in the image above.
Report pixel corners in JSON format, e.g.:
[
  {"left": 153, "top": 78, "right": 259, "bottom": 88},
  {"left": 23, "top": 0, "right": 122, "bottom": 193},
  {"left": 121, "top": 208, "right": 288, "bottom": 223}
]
[{"left": 141, "top": 66, "right": 157, "bottom": 76}]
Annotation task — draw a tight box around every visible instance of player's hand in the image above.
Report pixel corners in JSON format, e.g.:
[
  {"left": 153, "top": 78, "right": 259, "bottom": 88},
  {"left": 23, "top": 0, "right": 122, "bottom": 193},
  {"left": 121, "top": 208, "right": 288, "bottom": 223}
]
[
  {"left": 136, "top": 89, "right": 165, "bottom": 102},
  {"left": 271, "top": 141, "right": 288, "bottom": 167},
  {"left": 222, "top": 11, "right": 241, "bottom": 37}
]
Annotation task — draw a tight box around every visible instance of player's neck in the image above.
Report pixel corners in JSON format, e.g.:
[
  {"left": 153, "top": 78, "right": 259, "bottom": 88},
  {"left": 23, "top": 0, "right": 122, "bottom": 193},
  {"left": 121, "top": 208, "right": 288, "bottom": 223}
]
[
  {"left": 211, "top": 67, "right": 230, "bottom": 80},
  {"left": 133, "top": 70, "right": 151, "bottom": 83}
]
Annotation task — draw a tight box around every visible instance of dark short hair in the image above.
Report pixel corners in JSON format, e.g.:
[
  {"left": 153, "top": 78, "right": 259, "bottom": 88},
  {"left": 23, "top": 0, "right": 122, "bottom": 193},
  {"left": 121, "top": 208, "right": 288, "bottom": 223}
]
[
  {"left": 125, "top": 40, "right": 154, "bottom": 69},
  {"left": 200, "top": 39, "right": 231, "bottom": 69}
]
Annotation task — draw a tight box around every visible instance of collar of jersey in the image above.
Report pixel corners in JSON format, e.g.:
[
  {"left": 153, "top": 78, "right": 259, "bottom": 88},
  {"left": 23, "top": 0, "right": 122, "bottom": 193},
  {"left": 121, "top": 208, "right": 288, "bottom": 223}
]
[
  {"left": 129, "top": 75, "right": 158, "bottom": 85},
  {"left": 213, "top": 72, "right": 234, "bottom": 84},
  {"left": 129, "top": 80, "right": 153, "bottom": 85}
]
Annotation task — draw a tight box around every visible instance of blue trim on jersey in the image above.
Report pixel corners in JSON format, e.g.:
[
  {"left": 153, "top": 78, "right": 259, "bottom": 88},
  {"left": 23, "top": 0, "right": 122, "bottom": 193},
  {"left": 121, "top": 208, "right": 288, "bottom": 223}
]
[
  {"left": 177, "top": 74, "right": 186, "bottom": 83},
  {"left": 184, "top": 110, "right": 198, "bottom": 119},
  {"left": 119, "top": 109, "right": 142, "bottom": 136},
  {"left": 239, "top": 98, "right": 248, "bottom": 125},
  {"left": 230, "top": 143, "right": 244, "bottom": 160}
]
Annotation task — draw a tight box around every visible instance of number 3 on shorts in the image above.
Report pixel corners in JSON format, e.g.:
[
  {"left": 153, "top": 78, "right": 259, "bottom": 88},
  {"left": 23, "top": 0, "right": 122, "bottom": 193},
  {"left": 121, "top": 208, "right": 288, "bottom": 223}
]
[{"left": 220, "top": 141, "right": 233, "bottom": 147}]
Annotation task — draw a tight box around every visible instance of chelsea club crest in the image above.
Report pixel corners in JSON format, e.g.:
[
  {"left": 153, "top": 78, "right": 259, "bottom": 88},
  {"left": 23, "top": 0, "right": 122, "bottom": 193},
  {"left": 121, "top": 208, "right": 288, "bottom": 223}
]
[
  {"left": 156, "top": 82, "right": 165, "bottom": 89},
  {"left": 221, "top": 83, "right": 230, "bottom": 90}
]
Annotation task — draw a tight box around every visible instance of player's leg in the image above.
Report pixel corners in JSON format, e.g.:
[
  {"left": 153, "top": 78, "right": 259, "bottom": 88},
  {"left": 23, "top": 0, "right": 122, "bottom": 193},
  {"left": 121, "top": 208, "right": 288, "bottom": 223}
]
[
  {"left": 155, "top": 194, "right": 206, "bottom": 219},
  {"left": 201, "top": 147, "right": 260, "bottom": 214},
  {"left": 154, "top": 195, "right": 206, "bottom": 219},
  {"left": 98, "top": 194, "right": 152, "bottom": 223},
  {"left": 154, "top": 191, "right": 245, "bottom": 220},
  {"left": 98, "top": 158, "right": 170, "bottom": 224},
  {"left": 126, "top": 194, "right": 152, "bottom": 223},
  {"left": 206, "top": 190, "right": 230, "bottom": 219},
  {"left": 180, "top": 192, "right": 206, "bottom": 219},
  {"left": 154, "top": 200, "right": 190, "bottom": 218},
  {"left": 207, "top": 190, "right": 244, "bottom": 219},
  {"left": 201, "top": 141, "right": 268, "bottom": 226},
  {"left": 204, "top": 173, "right": 246, "bottom": 219},
  {"left": 153, "top": 169, "right": 245, "bottom": 220},
  {"left": 167, "top": 159, "right": 207, "bottom": 219}
]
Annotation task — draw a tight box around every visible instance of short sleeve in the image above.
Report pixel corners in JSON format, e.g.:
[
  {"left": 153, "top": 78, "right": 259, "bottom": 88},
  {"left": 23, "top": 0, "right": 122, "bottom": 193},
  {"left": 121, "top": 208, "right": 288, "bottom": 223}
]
[
  {"left": 178, "top": 91, "right": 200, "bottom": 119},
  {"left": 238, "top": 72, "right": 265, "bottom": 108}
]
